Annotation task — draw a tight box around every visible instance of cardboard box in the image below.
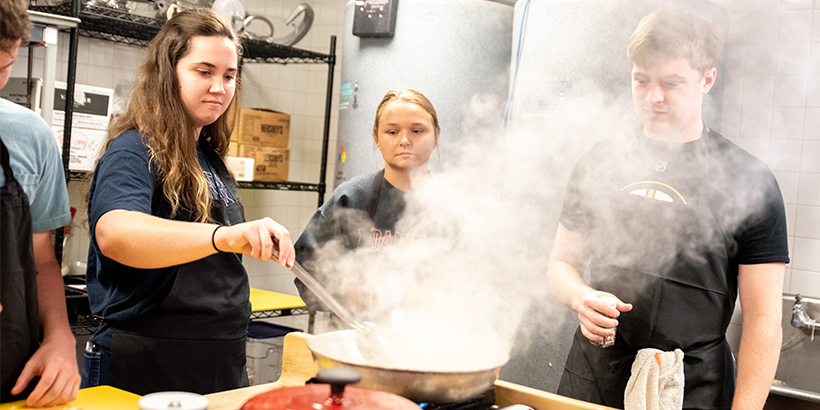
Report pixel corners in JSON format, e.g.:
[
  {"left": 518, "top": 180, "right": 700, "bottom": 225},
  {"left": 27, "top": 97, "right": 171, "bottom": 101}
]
[
  {"left": 239, "top": 145, "right": 289, "bottom": 182},
  {"left": 231, "top": 108, "right": 290, "bottom": 148},
  {"left": 52, "top": 126, "right": 107, "bottom": 171},
  {"left": 228, "top": 141, "right": 239, "bottom": 157},
  {"left": 225, "top": 156, "right": 254, "bottom": 181}
]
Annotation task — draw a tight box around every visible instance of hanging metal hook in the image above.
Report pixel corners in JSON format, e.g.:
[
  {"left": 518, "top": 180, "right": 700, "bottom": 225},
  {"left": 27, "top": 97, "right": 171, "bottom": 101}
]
[
  {"left": 239, "top": 14, "right": 275, "bottom": 41},
  {"left": 268, "top": 3, "right": 314, "bottom": 46}
]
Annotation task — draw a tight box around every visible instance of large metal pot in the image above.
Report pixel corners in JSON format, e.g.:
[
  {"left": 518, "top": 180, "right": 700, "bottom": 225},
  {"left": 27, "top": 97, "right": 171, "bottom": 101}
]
[
  {"left": 307, "top": 329, "right": 509, "bottom": 403},
  {"left": 278, "top": 248, "right": 509, "bottom": 403}
]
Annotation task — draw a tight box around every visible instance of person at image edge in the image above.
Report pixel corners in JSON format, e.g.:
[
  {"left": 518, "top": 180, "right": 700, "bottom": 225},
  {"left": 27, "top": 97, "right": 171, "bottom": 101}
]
[{"left": 0, "top": 0, "right": 81, "bottom": 406}]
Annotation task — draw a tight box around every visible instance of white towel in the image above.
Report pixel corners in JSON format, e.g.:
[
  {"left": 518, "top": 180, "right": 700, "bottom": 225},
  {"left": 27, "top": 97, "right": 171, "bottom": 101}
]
[{"left": 624, "top": 348, "right": 685, "bottom": 410}]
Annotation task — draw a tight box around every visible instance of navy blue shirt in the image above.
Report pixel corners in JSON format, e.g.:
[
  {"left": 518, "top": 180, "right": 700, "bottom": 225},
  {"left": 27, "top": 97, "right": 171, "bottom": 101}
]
[{"left": 85, "top": 130, "right": 244, "bottom": 347}]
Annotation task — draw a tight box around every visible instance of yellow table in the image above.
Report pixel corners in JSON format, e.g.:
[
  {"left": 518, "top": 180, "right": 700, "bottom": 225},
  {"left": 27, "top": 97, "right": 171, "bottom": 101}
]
[
  {"left": 249, "top": 288, "right": 305, "bottom": 316},
  {"left": 0, "top": 385, "right": 140, "bottom": 410},
  {"left": 249, "top": 288, "right": 313, "bottom": 332}
]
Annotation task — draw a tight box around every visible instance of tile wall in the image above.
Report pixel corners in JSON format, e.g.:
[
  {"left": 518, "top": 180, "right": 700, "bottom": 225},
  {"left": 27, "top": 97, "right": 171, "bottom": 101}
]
[{"left": 717, "top": 0, "right": 820, "bottom": 297}]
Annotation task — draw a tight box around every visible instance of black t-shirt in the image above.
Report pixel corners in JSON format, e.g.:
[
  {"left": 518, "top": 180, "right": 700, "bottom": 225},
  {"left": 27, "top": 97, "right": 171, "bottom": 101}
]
[
  {"left": 561, "top": 128, "right": 789, "bottom": 271},
  {"left": 557, "top": 128, "right": 790, "bottom": 409}
]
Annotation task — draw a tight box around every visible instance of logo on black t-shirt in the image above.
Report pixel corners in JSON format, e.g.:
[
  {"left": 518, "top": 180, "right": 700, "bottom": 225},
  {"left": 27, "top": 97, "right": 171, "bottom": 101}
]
[
  {"left": 654, "top": 160, "right": 668, "bottom": 172},
  {"left": 621, "top": 181, "right": 688, "bottom": 205},
  {"left": 366, "top": 228, "right": 396, "bottom": 250}
]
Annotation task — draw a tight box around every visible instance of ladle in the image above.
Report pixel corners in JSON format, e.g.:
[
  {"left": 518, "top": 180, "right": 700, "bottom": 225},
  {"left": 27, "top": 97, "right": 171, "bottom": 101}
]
[{"left": 270, "top": 240, "right": 386, "bottom": 360}]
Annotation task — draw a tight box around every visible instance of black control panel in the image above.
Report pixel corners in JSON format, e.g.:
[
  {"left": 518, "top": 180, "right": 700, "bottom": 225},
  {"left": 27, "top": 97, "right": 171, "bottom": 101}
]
[{"left": 352, "top": 0, "right": 398, "bottom": 38}]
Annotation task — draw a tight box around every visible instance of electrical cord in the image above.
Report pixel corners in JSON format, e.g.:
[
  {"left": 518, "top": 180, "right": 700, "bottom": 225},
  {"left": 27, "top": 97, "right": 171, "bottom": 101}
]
[{"left": 501, "top": 0, "right": 531, "bottom": 129}]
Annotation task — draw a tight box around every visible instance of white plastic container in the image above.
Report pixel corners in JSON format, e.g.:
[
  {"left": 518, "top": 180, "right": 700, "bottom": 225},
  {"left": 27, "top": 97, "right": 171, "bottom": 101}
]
[{"left": 139, "top": 392, "right": 208, "bottom": 410}]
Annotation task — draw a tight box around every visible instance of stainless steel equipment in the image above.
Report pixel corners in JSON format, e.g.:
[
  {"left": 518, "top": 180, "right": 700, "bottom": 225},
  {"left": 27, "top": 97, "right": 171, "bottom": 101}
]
[
  {"left": 269, "top": 3, "right": 313, "bottom": 46},
  {"left": 334, "top": 0, "right": 513, "bottom": 186},
  {"left": 270, "top": 239, "right": 509, "bottom": 404},
  {"left": 308, "top": 329, "right": 509, "bottom": 403},
  {"left": 791, "top": 294, "right": 819, "bottom": 334}
]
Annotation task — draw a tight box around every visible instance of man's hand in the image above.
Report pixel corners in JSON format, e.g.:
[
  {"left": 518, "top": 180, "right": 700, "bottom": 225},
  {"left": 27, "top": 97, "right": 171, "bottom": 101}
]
[
  {"left": 11, "top": 332, "right": 80, "bottom": 407},
  {"left": 25, "top": 231, "right": 81, "bottom": 407},
  {"left": 577, "top": 291, "right": 632, "bottom": 344},
  {"left": 547, "top": 223, "right": 633, "bottom": 344}
]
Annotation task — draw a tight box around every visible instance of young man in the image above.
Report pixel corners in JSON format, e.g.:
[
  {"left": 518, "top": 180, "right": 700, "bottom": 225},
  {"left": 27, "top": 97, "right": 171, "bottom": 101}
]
[
  {"left": 1, "top": 0, "right": 80, "bottom": 406},
  {"left": 547, "top": 9, "right": 788, "bottom": 409}
]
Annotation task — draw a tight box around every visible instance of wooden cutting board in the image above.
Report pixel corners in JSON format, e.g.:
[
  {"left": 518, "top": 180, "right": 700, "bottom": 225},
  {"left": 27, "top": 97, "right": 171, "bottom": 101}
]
[
  {"left": 0, "top": 385, "right": 140, "bottom": 410},
  {"left": 204, "top": 331, "right": 318, "bottom": 410}
]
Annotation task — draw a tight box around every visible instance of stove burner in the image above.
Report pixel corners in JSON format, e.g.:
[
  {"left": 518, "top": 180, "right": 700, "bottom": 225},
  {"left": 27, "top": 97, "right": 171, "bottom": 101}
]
[{"left": 418, "top": 389, "right": 495, "bottom": 410}]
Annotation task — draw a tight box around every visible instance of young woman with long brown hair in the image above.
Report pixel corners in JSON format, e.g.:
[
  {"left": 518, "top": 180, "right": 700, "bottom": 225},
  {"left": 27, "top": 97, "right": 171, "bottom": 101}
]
[{"left": 81, "top": 8, "right": 295, "bottom": 395}]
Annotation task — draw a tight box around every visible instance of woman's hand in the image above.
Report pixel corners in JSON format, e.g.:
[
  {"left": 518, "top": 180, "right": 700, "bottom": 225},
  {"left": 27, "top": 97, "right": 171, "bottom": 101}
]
[
  {"left": 213, "top": 217, "right": 295, "bottom": 268},
  {"left": 577, "top": 291, "right": 632, "bottom": 344}
]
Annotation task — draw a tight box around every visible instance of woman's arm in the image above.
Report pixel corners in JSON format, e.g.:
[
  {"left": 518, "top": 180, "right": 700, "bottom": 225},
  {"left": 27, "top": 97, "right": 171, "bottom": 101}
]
[{"left": 95, "top": 209, "right": 294, "bottom": 269}]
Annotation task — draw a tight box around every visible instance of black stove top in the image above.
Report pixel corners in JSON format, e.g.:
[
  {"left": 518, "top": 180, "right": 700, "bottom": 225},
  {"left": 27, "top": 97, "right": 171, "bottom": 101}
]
[{"left": 417, "top": 389, "right": 495, "bottom": 410}]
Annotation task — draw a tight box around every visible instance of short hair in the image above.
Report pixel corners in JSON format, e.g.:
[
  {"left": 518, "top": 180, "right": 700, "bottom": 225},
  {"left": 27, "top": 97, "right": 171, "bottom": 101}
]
[
  {"left": 627, "top": 8, "right": 724, "bottom": 73},
  {"left": 373, "top": 89, "right": 440, "bottom": 141},
  {"left": 0, "top": 0, "right": 30, "bottom": 52}
]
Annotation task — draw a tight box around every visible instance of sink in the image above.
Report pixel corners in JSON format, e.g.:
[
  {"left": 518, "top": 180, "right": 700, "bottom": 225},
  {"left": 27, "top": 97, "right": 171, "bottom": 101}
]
[
  {"left": 773, "top": 294, "right": 820, "bottom": 398},
  {"left": 727, "top": 294, "right": 820, "bottom": 405}
]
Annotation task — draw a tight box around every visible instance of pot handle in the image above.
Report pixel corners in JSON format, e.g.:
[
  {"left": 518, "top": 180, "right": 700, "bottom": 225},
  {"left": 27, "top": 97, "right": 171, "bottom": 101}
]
[{"left": 313, "top": 368, "right": 362, "bottom": 397}]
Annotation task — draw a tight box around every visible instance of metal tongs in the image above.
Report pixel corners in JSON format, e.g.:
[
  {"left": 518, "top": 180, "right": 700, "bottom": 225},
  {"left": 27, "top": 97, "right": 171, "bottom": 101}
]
[{"left": 271, "top": 240, "right": 386, "bottom": 360}]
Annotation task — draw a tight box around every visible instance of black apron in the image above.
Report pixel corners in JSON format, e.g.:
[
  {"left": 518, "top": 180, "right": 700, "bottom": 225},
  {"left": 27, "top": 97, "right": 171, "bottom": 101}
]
[
  {"left": 366, "top": 169, "right": 387, "bottom": 221},
  {"left": 104, "top": 140, "right": 250, "bottom": 396},
  {"left": 558, "top": 129, "right": 736, "bottom": 409},
  {"left": 0, "top": 137, "right": 41, "bottom": 402},
  {"left": 296, "top": 169, "right": 396, "bottom": 311}
]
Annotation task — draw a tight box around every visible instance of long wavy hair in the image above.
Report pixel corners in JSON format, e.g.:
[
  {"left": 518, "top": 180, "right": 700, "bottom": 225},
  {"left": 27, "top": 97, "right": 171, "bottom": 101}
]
[{"left": 97, "top": 8, "right": 243, "bottom": 223}]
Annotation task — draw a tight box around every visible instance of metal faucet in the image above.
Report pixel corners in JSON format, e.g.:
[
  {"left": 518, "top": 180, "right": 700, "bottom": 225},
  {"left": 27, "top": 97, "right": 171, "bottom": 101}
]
[{"left": 791, "top": 294, "right": 818, "bottom": 340}]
